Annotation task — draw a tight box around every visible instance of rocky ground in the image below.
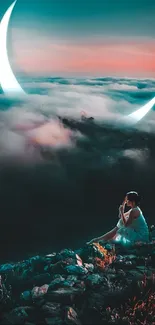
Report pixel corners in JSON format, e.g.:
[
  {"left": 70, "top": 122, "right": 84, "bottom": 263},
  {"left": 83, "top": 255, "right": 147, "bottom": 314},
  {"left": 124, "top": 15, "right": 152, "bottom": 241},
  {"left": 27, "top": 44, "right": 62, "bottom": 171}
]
[{"left": 0, "top": 241, "right": 155, "bottom": 325}]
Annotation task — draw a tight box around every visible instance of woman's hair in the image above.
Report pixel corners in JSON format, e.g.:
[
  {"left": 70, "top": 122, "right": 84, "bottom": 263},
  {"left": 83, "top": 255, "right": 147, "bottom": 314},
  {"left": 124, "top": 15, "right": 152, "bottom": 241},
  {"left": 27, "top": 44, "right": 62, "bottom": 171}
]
[{"left": 126, "top": 191, "right": 140, "bottom": 205}]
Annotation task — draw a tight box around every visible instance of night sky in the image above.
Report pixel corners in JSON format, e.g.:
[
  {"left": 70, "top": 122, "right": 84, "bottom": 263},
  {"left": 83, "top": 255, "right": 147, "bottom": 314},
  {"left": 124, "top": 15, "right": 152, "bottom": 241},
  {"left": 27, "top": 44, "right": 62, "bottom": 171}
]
[{"left": 0, "top": 1, "right": 155, "bottom": 262}]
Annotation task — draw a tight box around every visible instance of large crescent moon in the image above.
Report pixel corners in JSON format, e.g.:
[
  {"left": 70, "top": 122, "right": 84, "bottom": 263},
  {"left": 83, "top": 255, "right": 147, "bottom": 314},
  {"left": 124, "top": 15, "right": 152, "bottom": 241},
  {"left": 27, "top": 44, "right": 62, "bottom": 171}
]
[{"left": 0, "top": 0, "right": 25, "bottom": 96}]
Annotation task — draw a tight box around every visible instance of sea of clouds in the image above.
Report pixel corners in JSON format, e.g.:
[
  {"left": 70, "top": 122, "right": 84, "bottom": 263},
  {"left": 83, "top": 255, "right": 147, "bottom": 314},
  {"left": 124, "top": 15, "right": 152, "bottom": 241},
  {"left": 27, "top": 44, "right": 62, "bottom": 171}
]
[{"left": 0, "top": 76, "right": 155, "bottom": 163}]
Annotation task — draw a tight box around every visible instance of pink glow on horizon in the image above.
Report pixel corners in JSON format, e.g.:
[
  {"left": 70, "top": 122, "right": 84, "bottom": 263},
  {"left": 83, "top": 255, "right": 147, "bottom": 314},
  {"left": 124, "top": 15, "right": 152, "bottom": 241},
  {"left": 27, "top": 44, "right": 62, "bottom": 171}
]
[{"left": 11, "top": 29, "right": 155, "bottom": 76}]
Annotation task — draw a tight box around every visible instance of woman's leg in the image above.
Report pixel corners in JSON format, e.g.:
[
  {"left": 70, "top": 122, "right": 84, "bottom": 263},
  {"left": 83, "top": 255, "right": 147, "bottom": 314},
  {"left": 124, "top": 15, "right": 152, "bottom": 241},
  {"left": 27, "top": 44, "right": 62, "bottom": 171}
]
[{"left": 99, "top": 227, "right": 118, "bottom": 241}]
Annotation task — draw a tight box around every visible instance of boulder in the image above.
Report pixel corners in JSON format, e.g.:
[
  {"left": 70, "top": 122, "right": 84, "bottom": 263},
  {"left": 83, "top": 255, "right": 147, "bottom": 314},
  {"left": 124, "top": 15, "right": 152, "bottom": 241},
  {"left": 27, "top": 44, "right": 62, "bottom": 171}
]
[
  {"left": 64, "top": 265, "right": 88, "bottom": 275},
  {"left": 48, "top": 276, "right": 65, "bottom": 290},
  {"left": 65, "top": 307, "right": 81, "bottom": 325},
  {"left": 45, "top": 287, "right": 84, "bottom": 303},
  {"left": 45, "top": 317, "right": 63, "bottom": 325},
  {"left": 86, "top": 274, "right": 104, "bottom": 287},
  {"left": 32, "top": 284, "right": 49, "bottom": 299},
  {"left": 41, "top": 302, "right": 61, "bottom": 317}
]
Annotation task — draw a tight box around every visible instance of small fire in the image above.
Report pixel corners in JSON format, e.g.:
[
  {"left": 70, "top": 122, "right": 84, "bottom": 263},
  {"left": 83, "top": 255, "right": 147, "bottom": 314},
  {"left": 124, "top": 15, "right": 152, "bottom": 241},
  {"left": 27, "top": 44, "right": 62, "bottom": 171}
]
[{"left": 92, "top": 243, "right": 116, "bottom": 270}]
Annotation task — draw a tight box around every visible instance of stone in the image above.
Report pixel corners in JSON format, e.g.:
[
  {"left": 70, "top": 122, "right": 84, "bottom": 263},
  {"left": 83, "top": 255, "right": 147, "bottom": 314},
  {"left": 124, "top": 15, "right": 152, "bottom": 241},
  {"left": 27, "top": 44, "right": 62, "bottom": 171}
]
[
  {"left": 63, "top": 275, "right": 78, "bottom": 287},
  {"left": 46, "top": 287, "right": 84, "bottom": 303},
  {"left": 48, "top": 276, "right": 65, "bottom": 290},
  {"left": 86, "top": 274, "right": 103, "bottom": 287},
  {"left": 49, "top": 261, "right": 65, "bottom": 274},
  {"left": 56, "top": 249, "right": 76, "bottom": 262},
  {"left": 0, "top": 264, "right": 14, "bottom": 273},
  {"left": 32, "top": 284, "right": 49, "bottom": 299},
  {"left": 20, "top": 290, "right": 32, "bottom": 305},
  {"left": 30, "top": 256, "right": 46, "bottom": 272},
  {"left": 84, "top": 263, "right": 94, "bottom": 272},
  {"left": 32, "top": 273, "right": 51, "bottom": 286},
  {"left": 74, "top": 280, "right": 86, "bottom": 290},
  {"left": 65, "top": 307, "right": 81, "bottom": 325},
  {"left": 64, "top": 265, "right": 88, "bottom": 275},
  {"left": 67, "top": 275, "right": 78, "bottom": 282},
  {"left": 45, "top": 317, "right": 63, "bottom": 325},
  {"left": 75, "top": 255, "right": 83, "bottom": 267},
  {"left": 4, "top": 307, "right": 29, "bottom": 324},
  {"left": 41, "top": 302, "right": 61, "bottom": 317}
]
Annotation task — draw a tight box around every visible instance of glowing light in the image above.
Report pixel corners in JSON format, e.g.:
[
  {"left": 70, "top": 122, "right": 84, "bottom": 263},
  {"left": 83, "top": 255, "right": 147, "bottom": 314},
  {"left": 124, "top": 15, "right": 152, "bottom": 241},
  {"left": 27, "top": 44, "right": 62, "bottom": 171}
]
[
  {"left": 0, "top": 1, "right": 25, "bottom": 96},
  {"left": 127, "top": 97, "right": 155, "bottom": 124}
]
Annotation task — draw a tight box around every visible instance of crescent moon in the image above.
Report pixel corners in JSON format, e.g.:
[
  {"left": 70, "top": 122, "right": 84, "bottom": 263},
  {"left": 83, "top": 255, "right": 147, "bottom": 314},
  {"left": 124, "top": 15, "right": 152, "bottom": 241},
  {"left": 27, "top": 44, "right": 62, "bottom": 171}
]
[
  {"left": 127, "top": 97, "right": 155, "bottom": 124},
  {"left": 0, "top": 0, "right": 26, "bottom": 96}
]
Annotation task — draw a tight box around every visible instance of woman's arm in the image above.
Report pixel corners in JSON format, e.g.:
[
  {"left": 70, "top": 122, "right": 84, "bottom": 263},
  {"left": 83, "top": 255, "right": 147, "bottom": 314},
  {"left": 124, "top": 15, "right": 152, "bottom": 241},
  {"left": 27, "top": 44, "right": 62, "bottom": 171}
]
[
  {"left": 118, "top": 209, "right": 131, "bottom": 219},
  {"left": 120, "top": 208, "right": 140, "bottom": 227}
]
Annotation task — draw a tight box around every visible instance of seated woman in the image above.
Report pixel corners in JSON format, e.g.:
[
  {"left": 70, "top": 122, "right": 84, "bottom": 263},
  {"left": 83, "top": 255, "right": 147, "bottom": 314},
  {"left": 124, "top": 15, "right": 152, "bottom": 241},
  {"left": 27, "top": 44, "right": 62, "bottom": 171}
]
[{"left": 87, "top": 191, "right": 149, "bottom": 246}]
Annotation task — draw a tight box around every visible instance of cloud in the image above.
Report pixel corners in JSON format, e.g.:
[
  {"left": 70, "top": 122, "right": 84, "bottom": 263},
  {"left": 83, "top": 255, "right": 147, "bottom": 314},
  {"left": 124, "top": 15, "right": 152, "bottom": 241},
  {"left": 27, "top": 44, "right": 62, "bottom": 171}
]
[
  {"left": 0, "top": 76, "right": 155, "bottom": 163},
  {"left": 123, "top": 148, "right": 149, "bottom": 164}
]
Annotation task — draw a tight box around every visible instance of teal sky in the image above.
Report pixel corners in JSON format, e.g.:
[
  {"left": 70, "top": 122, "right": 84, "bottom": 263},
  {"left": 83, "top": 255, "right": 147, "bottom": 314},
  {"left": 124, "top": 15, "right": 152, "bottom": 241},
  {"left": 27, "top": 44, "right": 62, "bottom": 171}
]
[
  {"left": 1, "top": 0, "right": 155, "bottom": 39},
  {"left": 1, "top": 0, "right": 155, "bottom": 77}
]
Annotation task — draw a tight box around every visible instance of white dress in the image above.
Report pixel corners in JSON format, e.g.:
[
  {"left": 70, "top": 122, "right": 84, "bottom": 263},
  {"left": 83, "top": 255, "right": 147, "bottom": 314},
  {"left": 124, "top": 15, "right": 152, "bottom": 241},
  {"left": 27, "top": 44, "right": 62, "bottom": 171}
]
[{"left": 114, "top": 207, "right": 149, "bottom": 246}]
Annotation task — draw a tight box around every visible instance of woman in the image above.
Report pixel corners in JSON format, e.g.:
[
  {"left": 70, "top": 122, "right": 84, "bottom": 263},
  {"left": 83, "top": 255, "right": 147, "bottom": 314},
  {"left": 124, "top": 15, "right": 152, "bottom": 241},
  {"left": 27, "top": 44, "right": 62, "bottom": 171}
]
[{"left": 87, "top": 191, "right": 149, "bottom": 246}]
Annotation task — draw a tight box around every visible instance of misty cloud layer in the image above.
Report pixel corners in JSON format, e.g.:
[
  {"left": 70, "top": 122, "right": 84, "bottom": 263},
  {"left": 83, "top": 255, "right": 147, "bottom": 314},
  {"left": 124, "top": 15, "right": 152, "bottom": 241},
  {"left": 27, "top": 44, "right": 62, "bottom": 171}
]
[{"left": 0, "top": 76, "right": 155, "bottom": 161}]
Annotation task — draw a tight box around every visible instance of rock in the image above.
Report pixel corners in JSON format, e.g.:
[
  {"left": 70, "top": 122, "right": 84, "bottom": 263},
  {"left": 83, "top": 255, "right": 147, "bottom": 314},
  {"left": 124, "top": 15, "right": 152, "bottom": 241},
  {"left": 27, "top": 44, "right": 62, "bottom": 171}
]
[
  {"left": 48, "top": 276, "right": 65, "bottom": 290},
  {"left": 87, "top": 291, "right": 105, "bottom": 309},
  {"left": 64, "top": 265, "right": 88, "bottom": 275},
  {"left": 32, "top": 284, "right": 49, "bottom": 299},
  {"left": 49, "top": 261, "right": 66, "bottom": 274},
  {"left": 53, "top": 274, "right": 66, "bottom": 280},
  {"left": 0, "top": 275, "right": 12, "bottom": 310},
  {"left": 126, "top": 270, "right": 144, "bottom": 280},
  {"left": 84, "top": 263, "right": 94, "bottom": 272},
  {"left": 63, "top": 280, "right": 75, "bottom": 287},
  {"left": 135, "top": 265, "right": 147, "bottom": 272},
  {"left": 65, "top": 307, "right": 81, "bottom": 325},
  {"left": 46, "top": 287, "right": 84, "bottom": 303},
  {"left": 22, "top": 268, "right": 33, "bottom": 279},
  {"left": 63, "top": 275, "right": 78, "bottom": 287},
  {"left": 67, "top": 275, "right": 78, "bottom": 282},
  {"left": 45, "top": 253, "right": 57, "bottom": 264},
  {"left": 45, "top": 317, "right": 63, "bottom": 325},
  {"left": 30, "top": 256, "right": 46, "bottom": 272},
  {"left": 41, "top": 302, "right": 61, "bottom": 317},
  {"left": 78, "top": 244, "right": 105, "bottom": 263},
  {"left": 3, "top": 307, "right": 29, "bottom": 324},
  {"left": 125, "top": 254, "right": 137, "bottom": 260},
  {"left": 56, "top": 249, "right": 76, "bottom": 262},
  {"left": 150, "top": 225, "right": 155, "bottom": 240},
  {"left": 86, "top": 274, "right": 103, "bottom": 287},
  {"left": 74, "top": 280, "right": 86, "bottom": 290},
  {"left": 75, "top": 255, "right": 83, "bottom": 267},
  {"left": 20, "top": 290, "right": 32, "bottom": 305},
  {"left": 32, "top": 273, "right": 51, "bottom": 286},
  {"left": 0, "top": 264, "right": 14, "bottom": 273}
]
